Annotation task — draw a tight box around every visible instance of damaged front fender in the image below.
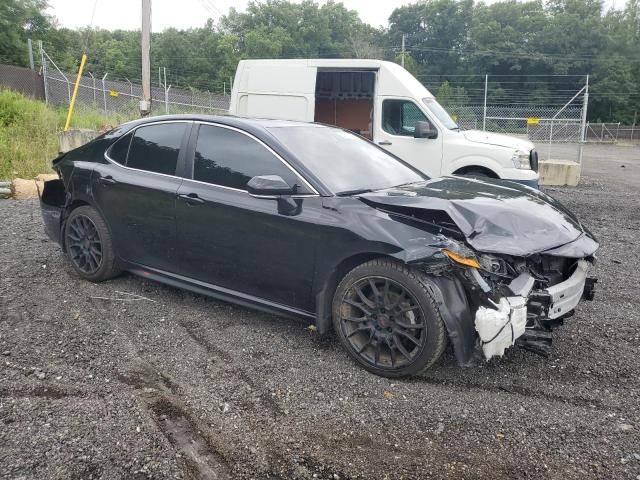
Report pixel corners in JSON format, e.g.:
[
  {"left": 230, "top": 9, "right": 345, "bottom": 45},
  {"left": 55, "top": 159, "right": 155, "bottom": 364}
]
[{"left": 423, "top": 275, "right": 478, "bottom": 367}]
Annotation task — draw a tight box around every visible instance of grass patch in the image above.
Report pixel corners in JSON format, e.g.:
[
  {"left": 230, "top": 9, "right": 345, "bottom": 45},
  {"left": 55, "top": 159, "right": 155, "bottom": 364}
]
[{"left": 0, "top": 89, "right": 135, "bottom": 179}]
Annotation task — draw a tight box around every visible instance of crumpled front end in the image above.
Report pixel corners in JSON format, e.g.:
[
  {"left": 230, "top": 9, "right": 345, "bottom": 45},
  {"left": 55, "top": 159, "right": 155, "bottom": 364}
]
[{"left": 449, "top": 237, "right": 598, "bottom": 360}]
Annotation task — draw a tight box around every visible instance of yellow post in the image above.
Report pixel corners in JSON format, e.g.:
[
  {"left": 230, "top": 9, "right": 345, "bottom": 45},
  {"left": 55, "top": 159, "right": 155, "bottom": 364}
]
[{"left": 64, "top": 53, "right": 88, "bottom": 131}]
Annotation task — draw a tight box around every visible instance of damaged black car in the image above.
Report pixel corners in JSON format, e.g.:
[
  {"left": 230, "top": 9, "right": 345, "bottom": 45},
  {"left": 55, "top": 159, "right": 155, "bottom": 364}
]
[{"left": 40, "top": 115, "right": 598, "bottom": 377}]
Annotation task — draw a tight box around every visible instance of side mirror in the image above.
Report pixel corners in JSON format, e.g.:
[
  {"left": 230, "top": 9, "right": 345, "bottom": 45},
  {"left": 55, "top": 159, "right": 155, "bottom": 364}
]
[
  {"left": 247, "top": 175, "right": 294, "bottom": 197},
  {"left": 414, "top": 121, "right": 438, "bottom": 139}
]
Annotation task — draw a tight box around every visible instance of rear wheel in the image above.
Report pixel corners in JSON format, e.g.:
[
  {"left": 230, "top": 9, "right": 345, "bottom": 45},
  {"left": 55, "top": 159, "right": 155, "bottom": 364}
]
[
  {"left": 332, "top": 258, "right": 447, "bottom": 377},
  {"left": 64, "top": 206, "right": 120, "bottom": 282}
]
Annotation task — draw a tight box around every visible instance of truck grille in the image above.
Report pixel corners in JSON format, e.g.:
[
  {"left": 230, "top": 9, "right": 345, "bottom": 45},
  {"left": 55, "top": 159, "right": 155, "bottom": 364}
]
[{"left": 530, "top": 149, "right": 539, "bottom": 172}]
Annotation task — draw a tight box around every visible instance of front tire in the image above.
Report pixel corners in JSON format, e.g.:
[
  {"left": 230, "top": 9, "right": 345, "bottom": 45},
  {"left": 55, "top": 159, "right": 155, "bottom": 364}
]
[
  {"left": 459, "top": 168, "right": 494, "bottom": 179},
  {"left": 64, "top": 205, "right": 120, "bottom": 282},
  {"left": 332, "top": 258, "right": 447, "bottom": 377}
]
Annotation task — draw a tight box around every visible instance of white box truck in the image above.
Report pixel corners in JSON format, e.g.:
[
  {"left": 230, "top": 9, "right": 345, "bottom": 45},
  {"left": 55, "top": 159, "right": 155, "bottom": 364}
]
[{"left": 229, "top": 59, "right": 539, "bottom": 187}]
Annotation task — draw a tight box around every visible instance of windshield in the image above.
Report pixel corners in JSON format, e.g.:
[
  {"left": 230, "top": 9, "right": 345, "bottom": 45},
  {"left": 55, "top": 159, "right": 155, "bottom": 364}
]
[
  {"left": 423, "top": 97, "right": 459, "bottom": 130},
  {"left": 267, "top": 126, "right": 426, "bottom": 195}
]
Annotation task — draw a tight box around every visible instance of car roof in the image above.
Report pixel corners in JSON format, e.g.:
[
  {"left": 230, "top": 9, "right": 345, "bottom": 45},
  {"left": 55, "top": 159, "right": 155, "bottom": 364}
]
[
  {"left": 115, "top": 114, "right": 334, "bottom": 196},
  {"left": 121, "top": 114, "right": 323, "bottom": 133}
]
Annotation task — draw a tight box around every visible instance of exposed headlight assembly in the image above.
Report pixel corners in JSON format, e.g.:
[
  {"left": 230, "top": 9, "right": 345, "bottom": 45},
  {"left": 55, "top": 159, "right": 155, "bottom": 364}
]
[
  {"left": 511, "top": 149, "right": 531, "bottom": 170},
  {"left": 441, "top": 249, "right": 480, "bottom": 269}
]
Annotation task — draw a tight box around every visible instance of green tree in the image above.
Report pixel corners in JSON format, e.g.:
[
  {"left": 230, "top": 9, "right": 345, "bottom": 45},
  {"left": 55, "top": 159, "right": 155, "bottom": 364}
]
[{"left": 0, "top": 0, "right": 51, "bottom": 65}]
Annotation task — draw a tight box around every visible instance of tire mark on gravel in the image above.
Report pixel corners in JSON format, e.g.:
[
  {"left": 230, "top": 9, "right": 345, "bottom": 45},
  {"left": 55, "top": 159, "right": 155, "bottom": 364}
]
[
  {"left": 119, "top": 362, "right": 232, "bottom": 480},
  {"left": 415, "top": 375, "right": 613, "bottom": 411},
  {"left": 0, "top": 385, "right": 83, "bottom": 399},
  {"left": 177, "top": 318, "right": 284, "bottom": 416}
]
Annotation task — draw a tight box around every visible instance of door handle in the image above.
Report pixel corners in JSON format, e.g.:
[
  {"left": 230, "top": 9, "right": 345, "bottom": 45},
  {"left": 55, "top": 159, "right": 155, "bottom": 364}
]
[
  {"left": 178, "top": 193, "right": 205, "bottom": 205},
  {"left": 98, "top": 175, "right": 117, "bottom": 185},
  {"left": 378, "top": 140, "right": 392, "bottom": 146}
]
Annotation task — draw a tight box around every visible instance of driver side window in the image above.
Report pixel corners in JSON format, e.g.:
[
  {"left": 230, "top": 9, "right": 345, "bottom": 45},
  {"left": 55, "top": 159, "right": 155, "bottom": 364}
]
[
  {"left": 382, "top": 99, "right": 432, "bottom": 137},
  {"left": 192, "top": 124, "right": 311, "bottom": 194}
]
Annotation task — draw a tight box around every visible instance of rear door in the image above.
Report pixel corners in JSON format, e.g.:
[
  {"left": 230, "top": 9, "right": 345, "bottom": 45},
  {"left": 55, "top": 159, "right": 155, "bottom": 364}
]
[
  {"left": 92, "top": 121, "right": 190, "bottom": 271},
  {"left": 373, "top": 98, "right": 443, "bottom": 176},
  {"left": 175, "top": 122, "right": 321, "bottom": 311}
]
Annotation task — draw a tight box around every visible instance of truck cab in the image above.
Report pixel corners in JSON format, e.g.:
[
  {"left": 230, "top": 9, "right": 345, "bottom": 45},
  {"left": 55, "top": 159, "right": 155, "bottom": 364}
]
[{"left": 229, "top": 59, "right": 539, "bottom": 187}]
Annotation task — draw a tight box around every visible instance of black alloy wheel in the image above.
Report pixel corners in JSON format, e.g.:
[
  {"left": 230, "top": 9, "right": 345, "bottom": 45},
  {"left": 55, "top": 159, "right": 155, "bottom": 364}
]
[
  {"left": 340, "top": 276, "right": 426, "bottom": 369},
  {"left": 64, "top": 206, "right": 120, "bottom": 282},
  {"left": 333, "top": 259, "right": 447, "bottom": 377},
  {"left": 66, "top": 214, "right": 103, "bottom": 274}
]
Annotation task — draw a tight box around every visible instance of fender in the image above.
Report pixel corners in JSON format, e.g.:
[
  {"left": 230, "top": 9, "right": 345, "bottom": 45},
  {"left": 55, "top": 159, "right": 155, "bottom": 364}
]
[
  {"left": 423, "top": 275, "right": 478, "bottom": 367},
  {"left": 445, "top": 154, "right": 504, "bottom": 177},
  {"left": 58, "top": 163, "right": 97, "bottom": 249}
]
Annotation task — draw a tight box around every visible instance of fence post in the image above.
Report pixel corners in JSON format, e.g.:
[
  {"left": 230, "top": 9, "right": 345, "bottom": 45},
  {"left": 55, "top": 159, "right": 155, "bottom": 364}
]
[
  {"left": 548, "top": 120, "right": 554, "bottom": 161},
  {"left": 577, "top": 74, "right": 589, "bottom": 164},
  {"left": 42, "top": 47, "right": 71, "bottom": 102},
  {"left": 39, "top": 41, "right": 48, "bottom": 105},
  {"left": 126, "top": 78, "right": 133, "bottom": 96},
  {"left": 482, "top": 74, "right": 488, "bottom": 131},
  {"left": 207, "top": 90, "right": 212, "bottom": 111},
  {"left": 165, "top": 85, "right": 171, "bottom": 114},
  {"left": 102, "top": 73, "right": 108, "bottom": 114},
  {"left": 89, "top": 72, "right": 96, "bottom": 107},
  {"left": 632, "top": 111, "right": 637, "bottom": 141}
]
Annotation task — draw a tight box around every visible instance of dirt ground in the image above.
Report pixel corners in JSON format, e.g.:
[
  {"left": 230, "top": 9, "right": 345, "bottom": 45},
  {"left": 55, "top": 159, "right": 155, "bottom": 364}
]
[{"left": 1, "top": 143, "right": 639, "bottom": 480}]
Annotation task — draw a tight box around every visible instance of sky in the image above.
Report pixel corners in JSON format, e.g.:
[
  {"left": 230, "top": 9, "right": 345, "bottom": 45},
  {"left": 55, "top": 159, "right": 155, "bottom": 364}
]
[
  {"left": 45, "top": 0, "right": 629, "bottom": 33},
  {"left": 47, "top": 0, "right": 412, "bottom": 31}
]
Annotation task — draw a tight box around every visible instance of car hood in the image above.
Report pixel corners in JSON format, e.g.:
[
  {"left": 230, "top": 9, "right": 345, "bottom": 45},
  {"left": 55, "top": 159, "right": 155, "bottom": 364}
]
[
  {"left": 359, "top": 176, "right": 598, "bottom": 257},
  {"left": 462, "top": 129, "right": 534, "bottom": 152}
]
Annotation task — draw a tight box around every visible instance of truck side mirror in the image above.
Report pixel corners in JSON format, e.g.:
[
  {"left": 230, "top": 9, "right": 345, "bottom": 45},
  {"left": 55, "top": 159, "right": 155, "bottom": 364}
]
[{"left": 414, "top": 121, "right": 438, "bottom": 139}]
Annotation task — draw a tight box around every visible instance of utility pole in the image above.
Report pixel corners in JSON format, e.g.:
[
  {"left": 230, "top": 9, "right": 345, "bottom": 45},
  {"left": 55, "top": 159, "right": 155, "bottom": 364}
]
[
  {"left": 27, "top": 39, "right": 35, "bottom": 70},
  {"left": 140, "top": 0, "right": 152, "bottom": 115},
  {"left": 401, "top": 34, "right": 406, "bottom": 68}
]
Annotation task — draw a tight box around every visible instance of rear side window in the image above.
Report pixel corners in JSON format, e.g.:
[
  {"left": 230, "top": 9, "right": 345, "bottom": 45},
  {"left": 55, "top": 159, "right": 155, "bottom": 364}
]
[
  {"left": 108, "top": 133, "right": 132, "bottom": 165},
  {"left": 193, "top": 124, "right": 307, "bottom": 192},
  {"left": 126, "top": 123, "right": 186, "bottom": 175}
]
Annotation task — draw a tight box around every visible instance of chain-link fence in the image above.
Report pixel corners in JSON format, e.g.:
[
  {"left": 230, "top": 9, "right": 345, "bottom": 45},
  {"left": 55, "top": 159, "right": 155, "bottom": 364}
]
[
  {"left": 7, "top": 47, "right": 637, "bottom": 153},
  {"left": 41, "top": 48, "right": 230, "bottom": 123},
  {"left": 422, "top": 75, "right": 590, "bottom": 163}
]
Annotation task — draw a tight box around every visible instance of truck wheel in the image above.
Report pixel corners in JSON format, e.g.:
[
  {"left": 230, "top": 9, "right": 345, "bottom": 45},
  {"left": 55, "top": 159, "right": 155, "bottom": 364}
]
[
  {"left": 332, "top": 258, "right": 447, "bottom": 377},
  {"left": 460, "top": 168, "right": 494, "bottom": 178},
  {"left": 64, "top": 206, "right": 120, "bottom": 282}
]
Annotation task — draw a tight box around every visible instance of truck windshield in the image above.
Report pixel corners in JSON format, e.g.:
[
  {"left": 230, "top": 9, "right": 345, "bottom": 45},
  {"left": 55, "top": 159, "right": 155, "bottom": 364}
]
[
  {"left": 267, "top": 126, "right": 426, "bottom": 195},
  {"left": 423, "top": 97, "right": 459, "bottom": 130}
]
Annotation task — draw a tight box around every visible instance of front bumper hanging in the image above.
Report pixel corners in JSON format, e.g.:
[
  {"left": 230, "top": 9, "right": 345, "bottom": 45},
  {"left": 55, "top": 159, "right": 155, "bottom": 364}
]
[{"left": 474, "top": 259, "right": 596, "bottom": 360}]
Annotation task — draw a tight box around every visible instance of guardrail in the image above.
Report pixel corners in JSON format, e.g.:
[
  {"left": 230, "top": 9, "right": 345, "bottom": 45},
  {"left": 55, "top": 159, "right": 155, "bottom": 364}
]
[{"left": 0, "top": 181, "right": 11, "bottom": 198}]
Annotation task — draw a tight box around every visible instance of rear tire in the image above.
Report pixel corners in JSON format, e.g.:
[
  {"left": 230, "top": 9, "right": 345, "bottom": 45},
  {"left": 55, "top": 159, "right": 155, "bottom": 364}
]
[
  {"left": 332, "top": 258, "right": 447, "bottom": 377},
  {"left": 64, "top": 205, "right": 120, "bottom": 282}
]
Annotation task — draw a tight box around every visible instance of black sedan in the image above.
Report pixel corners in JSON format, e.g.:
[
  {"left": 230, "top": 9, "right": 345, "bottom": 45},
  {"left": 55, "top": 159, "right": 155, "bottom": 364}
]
[{"left": 41, "top": 115, "right": 598, "bottom": 377}]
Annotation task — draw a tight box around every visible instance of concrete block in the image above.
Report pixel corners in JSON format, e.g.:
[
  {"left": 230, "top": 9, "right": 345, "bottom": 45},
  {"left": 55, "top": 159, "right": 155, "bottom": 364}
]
[
  {"left": 34, "top": 173, "right": 58, "bottom": 182},
  {"left": 11, "top": 178, "right": 40, "bottom": 199},
  {"left": 57, "top": 129, "right": 100, "bottom": 154},
  {"left": 538, "top": 160, "right": 581, "bottom": 186}
]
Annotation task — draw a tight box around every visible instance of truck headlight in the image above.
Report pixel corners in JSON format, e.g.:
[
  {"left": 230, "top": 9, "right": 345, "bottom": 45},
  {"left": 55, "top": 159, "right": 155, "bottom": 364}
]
[{"left": 511, "top": 149, "right": 531, "bottom": 170}]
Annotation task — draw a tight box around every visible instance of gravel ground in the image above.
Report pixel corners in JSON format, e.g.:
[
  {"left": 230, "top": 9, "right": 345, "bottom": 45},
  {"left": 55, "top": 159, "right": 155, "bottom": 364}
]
[{"left": 1, "top": 144, "right": 639, "bottom": 480}]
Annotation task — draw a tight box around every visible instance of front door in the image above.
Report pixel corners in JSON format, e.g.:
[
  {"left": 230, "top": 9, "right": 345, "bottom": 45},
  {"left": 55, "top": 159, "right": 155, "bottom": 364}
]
[
  {"left": 92, "top": 121, "right": 190, "bottom": 271},
  {"left": 373, "top": 97, "right": 443, "bottom": 176},
  {"left": 175, "top": 123, "right": 321, "bottom": 312}
]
